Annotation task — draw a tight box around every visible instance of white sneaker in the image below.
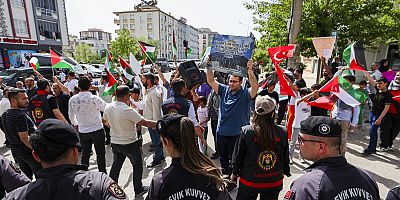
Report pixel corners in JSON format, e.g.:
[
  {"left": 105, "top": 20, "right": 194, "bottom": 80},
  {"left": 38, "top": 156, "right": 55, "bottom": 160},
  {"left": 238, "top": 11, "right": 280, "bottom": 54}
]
[
  {"left": 289, "top": 157, "right": 294, "bottom": 164},
  {"left": 388, "top": 146, "right": 395, "bottom": 152}
]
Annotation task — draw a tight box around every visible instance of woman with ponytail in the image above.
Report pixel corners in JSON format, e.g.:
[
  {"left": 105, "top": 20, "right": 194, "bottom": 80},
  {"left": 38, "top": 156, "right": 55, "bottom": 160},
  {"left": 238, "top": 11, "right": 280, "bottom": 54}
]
[
  {"left": 147, "top": 114, "right": 229, "bottom": 200},
  {"left": 231, "top": 95, "right": 291, "bottom": 200}
]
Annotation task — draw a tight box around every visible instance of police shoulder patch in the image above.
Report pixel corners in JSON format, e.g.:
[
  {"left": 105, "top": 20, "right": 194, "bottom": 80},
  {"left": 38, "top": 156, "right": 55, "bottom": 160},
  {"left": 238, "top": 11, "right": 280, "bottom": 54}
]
[
  {"left": 9, "top": 161, "right": 21, "bottom": 174},
  {"left": 107, "top": 182, "right": 127, "bottom": 199},
  {"left": 283, "top": 190, "right": 295, "bottom": 200}
]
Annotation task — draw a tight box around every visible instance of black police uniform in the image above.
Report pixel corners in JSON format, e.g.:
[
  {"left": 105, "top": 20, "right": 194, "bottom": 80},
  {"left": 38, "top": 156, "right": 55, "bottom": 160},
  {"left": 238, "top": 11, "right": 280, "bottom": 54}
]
[
  {"left": 162, "top": 94, "right": 190, "bottom": 116},
  {"left": 28, "top": 91, "right": 59, "bottom": 126},
  {"left": 147, "top": 158, "right": 219, "bottom": 200},
  {"left": 284, "top": 116, "right": 380, "bottom": 200},
  {"left": 5, "top": 119, "right": 128, "bottom": 200},
  {"left": 0, "top": 155, "right": 30, "bottom": 198},
  {"left": 5, "top": 164, "right": 127, "bottom": 200},
  {"left": 232, "top": 125, "right": 291, "bottom": 199}
]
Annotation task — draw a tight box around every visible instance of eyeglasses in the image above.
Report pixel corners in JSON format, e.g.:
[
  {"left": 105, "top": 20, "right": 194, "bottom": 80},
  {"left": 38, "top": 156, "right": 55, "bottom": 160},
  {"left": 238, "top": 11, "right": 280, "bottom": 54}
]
[
  {"left": 298, "top": 136, "right": 324, "bottom": 144},
  {"left": 229, "top": 80, "right": 240, "bottom": 83}
]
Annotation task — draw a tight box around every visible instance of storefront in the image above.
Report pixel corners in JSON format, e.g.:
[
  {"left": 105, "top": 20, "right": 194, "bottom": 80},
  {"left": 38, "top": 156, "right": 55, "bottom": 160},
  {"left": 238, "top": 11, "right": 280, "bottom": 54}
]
[{"left": 0, "top": 37, "right": 62, "bottom": 69}]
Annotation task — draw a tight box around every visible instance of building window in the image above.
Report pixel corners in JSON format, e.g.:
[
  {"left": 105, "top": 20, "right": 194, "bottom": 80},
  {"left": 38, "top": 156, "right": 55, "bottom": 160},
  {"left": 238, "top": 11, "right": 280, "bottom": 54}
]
[
  {"left": 14, "top": 19, "right": 28, "bottom": 37},
  {"left": 10, "top": 0, "right": 24, "bottom": 7},
  {"left": 122, "top": 24, "right": 128, "bottom": 29},
  {"left": 202, "top": 35, "right": 206, "bottom": 39},
  {"left": 36, "top": 0, "right": 56, "bottom": 11},
  {"left": 37, "top": 19, "right": 61, "bottom": 41},
  {"left": 130, "top": 14, "right": 135, "bottom": 19},
  {"left": 130, "top": 24, "right": 135, "bottom": 29},
  {"left": 147, "top": 23, "right": 152, "bottom": 29}
]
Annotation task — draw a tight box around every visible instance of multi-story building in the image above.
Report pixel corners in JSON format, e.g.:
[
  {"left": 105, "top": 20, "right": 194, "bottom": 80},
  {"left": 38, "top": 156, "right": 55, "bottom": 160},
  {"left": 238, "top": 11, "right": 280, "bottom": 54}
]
[
  {"left": 62, "top": 34, "right": 78, "bottom": 57},
  {"left": 113, "top": 5, "right": 199, "bottom": 60},
  {"left": 198, "top": 27, "right": 218, "bottom": 56},
  {"left": 79, "top": 28, "right": 111, "bottom": 56},
  {"left": 0, "top": 0, "right": 68, "bottom": 68}
]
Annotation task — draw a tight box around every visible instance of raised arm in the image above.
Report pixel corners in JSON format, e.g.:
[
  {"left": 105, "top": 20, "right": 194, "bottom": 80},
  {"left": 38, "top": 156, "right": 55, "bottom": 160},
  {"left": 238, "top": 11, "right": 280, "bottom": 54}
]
[
  {"left": 247, "top": 60, "right": 259, "bottom": 99},
  {"left": 363, "top": 71, "right": 377, "bottom": 87},
  {"left": 153, "top": 64, "right": 168, "bottom": 84},
  {"left": 206, "top": 58, "right": 219, "bottom": 93},
  {"left": 53, "top": 76, "right": 71, "bottom": 95}
]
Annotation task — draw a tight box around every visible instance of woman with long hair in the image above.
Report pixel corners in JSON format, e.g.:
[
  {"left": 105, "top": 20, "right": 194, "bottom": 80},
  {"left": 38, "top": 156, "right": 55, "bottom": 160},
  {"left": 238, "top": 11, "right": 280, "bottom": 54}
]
[
  {"left": 147, "top": 114, "right": 229, "bottom": 200},
  {"left": 231, "top": 95, "right": 291, "bottom": 200}
]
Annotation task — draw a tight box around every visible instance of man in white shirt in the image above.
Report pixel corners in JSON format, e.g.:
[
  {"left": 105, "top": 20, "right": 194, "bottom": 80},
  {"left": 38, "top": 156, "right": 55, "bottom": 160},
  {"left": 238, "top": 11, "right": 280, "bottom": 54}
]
[
  {"left": 142, "top": 73, "right": 163, "bottom": 168},
  {"left": 68, "top": 77, "right": 108, "bottom": 173},
  {"left": 64, "top": 72, "right": 78, "bottom": 92},
  {"left": 0, "top": 88, "right": 10, "bottom": 146},
  {"left": 103, "top": 85, "right": 156, "bottom": 197}
]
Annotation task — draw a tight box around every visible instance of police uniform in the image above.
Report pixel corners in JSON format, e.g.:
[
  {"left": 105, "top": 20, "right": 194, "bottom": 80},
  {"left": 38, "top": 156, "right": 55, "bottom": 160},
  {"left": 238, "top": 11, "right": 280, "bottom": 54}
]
[
  {"left": 147, "top": 158, "right": 219, "bottom": 200},
  {"left": 5, "top": 119, "right": 128, "bottom": 200},
  {"left": 0, "top": 155, "right": 30, "bottom": 198},
  {"left": 284, "top": 117, "right": 380, "bottom": 200}
]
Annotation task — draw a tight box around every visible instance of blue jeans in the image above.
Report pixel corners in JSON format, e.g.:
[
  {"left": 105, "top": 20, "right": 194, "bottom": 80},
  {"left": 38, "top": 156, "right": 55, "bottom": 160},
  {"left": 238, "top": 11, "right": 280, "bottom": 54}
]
[
  {"left": 367, "top": 113, "right": 379, "bottom": 151},
  {"left": 148, "top": 128, "right": 164, "bottom": 162},
  {"left": 110, "top": 141, "right": 143, "bottom": 193}
]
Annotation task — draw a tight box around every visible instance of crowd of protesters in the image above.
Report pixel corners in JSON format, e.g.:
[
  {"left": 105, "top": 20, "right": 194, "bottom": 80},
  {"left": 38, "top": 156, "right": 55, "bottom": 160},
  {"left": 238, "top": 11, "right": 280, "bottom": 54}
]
[{"left": 0, "top": 55, "right": 397, "bottom": 200}]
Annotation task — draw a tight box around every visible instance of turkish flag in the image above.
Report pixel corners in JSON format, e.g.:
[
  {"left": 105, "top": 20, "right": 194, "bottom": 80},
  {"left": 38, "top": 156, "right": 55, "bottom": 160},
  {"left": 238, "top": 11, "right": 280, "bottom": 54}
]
[
  {"left": 275, "top": 64, "right": 296, "bottom": 97},
  {"left": 268, "top": 45, "right": 295, "bottom": 65}
]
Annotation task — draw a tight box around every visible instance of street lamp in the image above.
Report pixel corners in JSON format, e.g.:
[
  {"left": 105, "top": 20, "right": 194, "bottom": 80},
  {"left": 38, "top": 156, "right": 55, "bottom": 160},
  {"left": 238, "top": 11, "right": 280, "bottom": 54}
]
[{"left": 238, "top": 22, "right": 250, "bottom": 37}]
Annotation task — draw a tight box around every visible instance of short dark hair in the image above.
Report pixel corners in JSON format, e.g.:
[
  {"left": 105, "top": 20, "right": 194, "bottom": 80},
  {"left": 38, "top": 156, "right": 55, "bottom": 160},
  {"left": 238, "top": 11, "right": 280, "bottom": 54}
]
[
  {"left": 295, "top": 67, "right": 303, "bottom": 74},
  {"left": 230, "top": 75, "right": 243, "bottom": 82},
  {"left": 68, "top": 71, "right": 75, "bottom": 77},
  {"left": 78, "top": 77, "right": 91, "bottom": 91},
  {"left": 8, "top": 88, "right": 26, "bottom": 101},
  {"left": 376, "top": 77, "right": 388, "bottom": 83},
  {"left": 172, "top": 78, "right": 186, "bottom": 94},
  {"left": 144, "top": 73, "right": 155, "bottom": 85},
  {"left": 299, "top": 87, "right": 311, "bottom": 96},
  {"left": 359, "top": 80, "right": 367, "bottom": 86},
  {"left": 198, "top": 96, "right": 207, "bottom": 105},
  {"left": 101, "top": 75, "right": 108, "bottom": 82},
  {"left": 131, "top": 87, "right": 140, "bottom": 94},
  {"left": 3, "top": 87, "right": 10, "bottom": 96},
  {"left": 311, "top": 83, "right": 322, "bottom": 90},
  {"left": 29, "top": 133, "right": 70, "bottom": 163},
  {"left": 37, "top": 79, "right": 50, "bottom": 90},
  {"left": 343, "top": 75, "right": 356, "bottom": 83},
  {"left": 116, "top": 85, "right": 130, "bottom": 98}
]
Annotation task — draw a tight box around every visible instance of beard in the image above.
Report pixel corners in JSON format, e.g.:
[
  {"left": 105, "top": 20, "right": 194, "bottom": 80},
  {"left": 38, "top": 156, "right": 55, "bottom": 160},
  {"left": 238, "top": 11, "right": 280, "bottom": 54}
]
[{"left": 143, "top": 82, "right": 148, "bottom": 89}]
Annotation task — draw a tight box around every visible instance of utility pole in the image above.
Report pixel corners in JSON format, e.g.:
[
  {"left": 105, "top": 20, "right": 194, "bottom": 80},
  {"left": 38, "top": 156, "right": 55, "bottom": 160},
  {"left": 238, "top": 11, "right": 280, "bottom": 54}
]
[{"left": 287, "top": 0, "right": 303, "bottom": 69}]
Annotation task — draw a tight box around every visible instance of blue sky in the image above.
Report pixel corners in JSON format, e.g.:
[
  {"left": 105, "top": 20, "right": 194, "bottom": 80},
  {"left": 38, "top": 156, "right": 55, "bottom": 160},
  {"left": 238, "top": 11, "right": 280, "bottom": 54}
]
[{"left": 65, "top": 0, "right": 259, "bottom": 39}]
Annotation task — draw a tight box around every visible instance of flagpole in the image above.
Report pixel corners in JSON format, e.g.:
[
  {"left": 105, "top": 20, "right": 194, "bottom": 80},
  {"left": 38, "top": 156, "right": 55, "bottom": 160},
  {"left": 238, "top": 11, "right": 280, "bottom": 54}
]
[{"left": 48, "top": 47, "right": 56, "bottom": 77}]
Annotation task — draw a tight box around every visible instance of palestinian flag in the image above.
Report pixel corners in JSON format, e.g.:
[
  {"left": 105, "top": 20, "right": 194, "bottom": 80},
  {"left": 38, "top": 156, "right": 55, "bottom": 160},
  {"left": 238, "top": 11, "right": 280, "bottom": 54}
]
[
  {"left": 129, "top": 52, "right": 142, "bottom": 75},
  {"left": 319, "top": 75, "right": 368, "bottom": 107},
  {"left": 119, "top": 56, "right": 135, "bottom": 81},
  {"left": 343, "top": 42, "right": 366, "bottom": 71},
  {"left": 103, "top": 55, "right": 117, "bottom": 97},
  {"left": 50, "top": 49, "right": 74, "bottom": 71},
  {"left": 138, "top": 41, "right": 155, "bottom": 61},
  {"left": 307, "top": 96, "right": 335, "bottom": 110},
  {"left": 29, "top": 57, "right": 40, "bottom": 70},
  {"left": 172, "top": 31, "right": 177, "bottom": 56}
]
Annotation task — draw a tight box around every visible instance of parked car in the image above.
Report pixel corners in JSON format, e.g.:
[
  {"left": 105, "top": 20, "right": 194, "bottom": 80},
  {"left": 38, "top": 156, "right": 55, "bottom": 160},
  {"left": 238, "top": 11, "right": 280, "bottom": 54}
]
[
  {"left": 31, "top": 53, "right": 77, "bottom": 66},
  {"left": 91, "top": 64, "right": 105, "bottom": 72},
  {"left": 81, "top": 64, "right": 104, "bottom": 78},
  {"left": 0, "top": 66, "right": 55, "bottom": 87}
]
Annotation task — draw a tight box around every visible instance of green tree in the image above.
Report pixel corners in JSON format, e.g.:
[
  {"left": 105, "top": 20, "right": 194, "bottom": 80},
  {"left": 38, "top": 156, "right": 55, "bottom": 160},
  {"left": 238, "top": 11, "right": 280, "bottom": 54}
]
[
  {"left": 74, "top": 43, "right": 98, "bottom": 63},
  {"left": 246, "top": 0, "right": 400, "bottom": 58},
  {"left": 110, "top": 29, "right": 139, "bottom": 60}
]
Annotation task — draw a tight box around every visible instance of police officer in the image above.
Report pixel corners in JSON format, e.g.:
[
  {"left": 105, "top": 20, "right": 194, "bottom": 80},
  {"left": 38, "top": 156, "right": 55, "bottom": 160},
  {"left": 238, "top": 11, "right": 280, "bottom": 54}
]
[
  {"left": 5, "top": 119, "right": 128, "bottom": 200},
  {"left": 284, "top": 116, "right": 380, "bottom": 200},
  {"left": 28, "top": 79, "right": 67, "bottom": 126},
  {"left": 0, "top": 155, "right": 30, "bottom": 198},
  {"left": 147, "top": 114, "right": 227, "bottom": 200},
  {"left": 161, "top": 78, "right": 205, "bottom": 144}
]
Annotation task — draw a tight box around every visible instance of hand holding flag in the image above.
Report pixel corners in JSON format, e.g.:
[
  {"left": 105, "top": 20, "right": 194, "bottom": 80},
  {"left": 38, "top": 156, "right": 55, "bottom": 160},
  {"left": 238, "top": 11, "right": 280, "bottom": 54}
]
[{"left": 268, "top": 45, "right": 296, "bottom": 97}]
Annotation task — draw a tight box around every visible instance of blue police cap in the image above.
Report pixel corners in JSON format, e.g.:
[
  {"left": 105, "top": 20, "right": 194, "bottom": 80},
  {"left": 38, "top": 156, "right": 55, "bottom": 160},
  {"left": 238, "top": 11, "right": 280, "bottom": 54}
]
[
  {"left": 300, "top": 116, "right": 341, "bottom": 137},
  {"left": 34, "top": 119, "right": 81, "bottom": 148}
]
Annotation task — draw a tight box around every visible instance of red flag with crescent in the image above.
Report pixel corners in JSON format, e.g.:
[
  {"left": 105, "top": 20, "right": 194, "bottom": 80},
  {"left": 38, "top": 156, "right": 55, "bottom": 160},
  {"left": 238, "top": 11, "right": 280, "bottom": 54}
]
[{"left": 268, "top": 45, "right": 296, "bottom": 97}]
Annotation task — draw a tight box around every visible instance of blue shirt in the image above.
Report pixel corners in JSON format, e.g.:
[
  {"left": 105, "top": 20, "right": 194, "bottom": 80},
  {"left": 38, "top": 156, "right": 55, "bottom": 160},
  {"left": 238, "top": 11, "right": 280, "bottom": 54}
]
[{"left": 217, "top": 84, "right": 251, "bottom": 136}]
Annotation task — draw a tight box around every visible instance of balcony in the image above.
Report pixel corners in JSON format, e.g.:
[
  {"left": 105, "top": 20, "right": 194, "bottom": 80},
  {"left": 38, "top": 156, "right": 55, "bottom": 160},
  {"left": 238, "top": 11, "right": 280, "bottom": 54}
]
[
  {"left": 114, "top": 19, "right": 120, "bottom": 25},
  {"left": 35, "top": 7, "right": 58, "bottom": 19}
]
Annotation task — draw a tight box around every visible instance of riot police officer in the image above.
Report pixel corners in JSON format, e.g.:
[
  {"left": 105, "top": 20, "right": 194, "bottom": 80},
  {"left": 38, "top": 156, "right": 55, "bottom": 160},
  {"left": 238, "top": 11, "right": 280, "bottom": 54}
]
[
  {"left": 5, "top": 119, "right": 128, "bottom": 200},
  {"left": 0, "top": 155, "right": 30, "bottom": 198},
  {"left": 284, "top": 116, "right": 380, "bottom": 200}
]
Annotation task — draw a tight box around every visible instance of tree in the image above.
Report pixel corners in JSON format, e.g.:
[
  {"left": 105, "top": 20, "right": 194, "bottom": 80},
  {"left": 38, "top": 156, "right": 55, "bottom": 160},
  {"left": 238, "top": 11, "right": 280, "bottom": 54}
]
[
  {"left": 74, "top": 43, "right": 99, "bottom": 63},
  {"left": 110, "top": 29, "right": 139, "bottom": 60},
  {"left": 246, "top": 0, "right": 400, "bottom": 59}
]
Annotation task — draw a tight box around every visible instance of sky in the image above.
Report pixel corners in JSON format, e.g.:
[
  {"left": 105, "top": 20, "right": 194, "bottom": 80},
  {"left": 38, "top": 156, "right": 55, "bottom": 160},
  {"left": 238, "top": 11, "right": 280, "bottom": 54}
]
[{"left": 65, "top": 0, "right": 259, "bottom": 39}]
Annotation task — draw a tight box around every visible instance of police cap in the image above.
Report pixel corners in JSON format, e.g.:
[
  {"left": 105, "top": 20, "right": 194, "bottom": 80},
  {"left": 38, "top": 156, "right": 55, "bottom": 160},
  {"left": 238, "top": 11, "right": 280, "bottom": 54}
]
[
  {"left": 34, "top": 119, "right": 81, "bottom": 148},
  {"left": 300, "top": 116, "right": 341, "bottom": 137}
]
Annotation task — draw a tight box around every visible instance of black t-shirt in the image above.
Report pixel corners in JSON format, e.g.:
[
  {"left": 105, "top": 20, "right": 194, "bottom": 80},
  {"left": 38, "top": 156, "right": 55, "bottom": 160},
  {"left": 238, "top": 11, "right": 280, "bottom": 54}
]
[
  {"left": 309, "top": 97, "right": 328, "bottom": 116},
  {"left": 259, "top": 90, "right": 279, "bottom": 104},
  {"left": 371, "top": 91, "right": 392, "bottom": 115},
  {"left": 26, "top": 87, "right": 38, "bottom": 101},
  {"left": 28, "top": 94, "right": 59, "bottom": 126},
  {"left": 1, "top": 109, "right": 35, "bottom": 155},
  {"left": 331, "top": 62, "right": 339, "bottom": 74},
  {"left": 56, "top": 93, "right": 70, "bottom": 123}
]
